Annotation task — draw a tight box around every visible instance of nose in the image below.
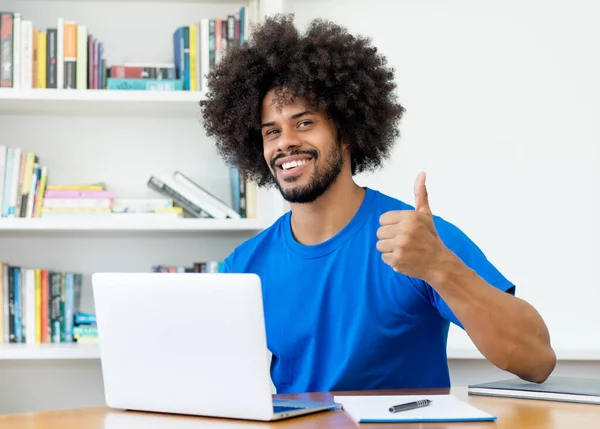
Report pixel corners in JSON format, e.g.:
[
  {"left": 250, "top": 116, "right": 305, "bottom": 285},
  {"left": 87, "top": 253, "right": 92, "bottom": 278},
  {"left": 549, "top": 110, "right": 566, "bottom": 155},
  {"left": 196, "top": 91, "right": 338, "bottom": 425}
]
[{"left": 276, "top": 129, "right": 302, "bottom": 153}]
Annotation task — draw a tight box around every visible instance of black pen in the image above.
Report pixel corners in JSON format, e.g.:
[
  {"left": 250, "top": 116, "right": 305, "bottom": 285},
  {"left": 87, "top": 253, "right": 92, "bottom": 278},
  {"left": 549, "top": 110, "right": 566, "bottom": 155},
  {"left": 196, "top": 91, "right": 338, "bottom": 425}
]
[{"left": 389, "top": 399, "right": 432, "bottom": 413}]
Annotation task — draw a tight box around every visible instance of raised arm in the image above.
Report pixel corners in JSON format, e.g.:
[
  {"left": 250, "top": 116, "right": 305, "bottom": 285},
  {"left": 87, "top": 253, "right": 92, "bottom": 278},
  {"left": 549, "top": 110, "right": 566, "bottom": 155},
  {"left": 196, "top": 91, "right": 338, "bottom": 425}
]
[{"left": 376, "top": 172, "right": 556, "bottom": 383}]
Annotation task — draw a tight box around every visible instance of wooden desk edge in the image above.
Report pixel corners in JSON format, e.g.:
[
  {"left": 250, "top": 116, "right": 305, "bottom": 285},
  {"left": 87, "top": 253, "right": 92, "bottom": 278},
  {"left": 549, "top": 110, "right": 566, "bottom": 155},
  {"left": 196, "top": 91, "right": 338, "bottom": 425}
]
[{"left": 3, "top": 386, "right": 600, "bottom": 429}]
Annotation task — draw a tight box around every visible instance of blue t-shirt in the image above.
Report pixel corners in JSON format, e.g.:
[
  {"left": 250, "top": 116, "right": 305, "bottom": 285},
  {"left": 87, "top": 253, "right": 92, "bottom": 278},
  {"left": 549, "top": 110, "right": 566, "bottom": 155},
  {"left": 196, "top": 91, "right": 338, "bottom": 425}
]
[{"left": 223, "top": 187, "right": 515, "bottom": 394}]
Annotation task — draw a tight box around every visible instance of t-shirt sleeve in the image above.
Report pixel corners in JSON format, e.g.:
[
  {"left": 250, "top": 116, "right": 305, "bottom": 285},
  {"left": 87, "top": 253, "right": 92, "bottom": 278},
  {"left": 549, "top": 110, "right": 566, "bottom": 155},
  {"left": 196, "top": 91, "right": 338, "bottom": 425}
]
[
  {"left": 221, "top": 253, "right": 233, "bottom": 273},
  {"left": 422, "top": 216, "right": 516, "bottom": 329}
]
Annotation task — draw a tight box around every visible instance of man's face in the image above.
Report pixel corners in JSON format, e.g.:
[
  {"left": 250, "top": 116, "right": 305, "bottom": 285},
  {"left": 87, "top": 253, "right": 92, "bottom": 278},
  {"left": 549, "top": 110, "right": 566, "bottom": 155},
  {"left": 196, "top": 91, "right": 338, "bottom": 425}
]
[{"left": 261, "top": 90, "right": 344, "bottom": 204}]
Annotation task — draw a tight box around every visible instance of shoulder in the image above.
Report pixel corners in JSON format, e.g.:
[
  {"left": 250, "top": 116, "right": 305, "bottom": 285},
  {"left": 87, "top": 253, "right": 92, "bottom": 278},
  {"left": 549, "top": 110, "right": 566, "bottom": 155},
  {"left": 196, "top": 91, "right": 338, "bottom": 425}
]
[
  {"left": 368, "top": 187, "right": 413, "bottom": 211},
  {"left": 223, "top": 212, "right": 289, "bottom": 272}
]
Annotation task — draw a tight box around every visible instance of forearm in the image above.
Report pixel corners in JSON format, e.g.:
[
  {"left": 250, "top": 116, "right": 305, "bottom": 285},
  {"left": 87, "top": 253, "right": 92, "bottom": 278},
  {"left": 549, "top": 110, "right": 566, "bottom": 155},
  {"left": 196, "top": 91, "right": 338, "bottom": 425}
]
[{"left": 427, "top": 251, "right": 556, "bottom": 383}]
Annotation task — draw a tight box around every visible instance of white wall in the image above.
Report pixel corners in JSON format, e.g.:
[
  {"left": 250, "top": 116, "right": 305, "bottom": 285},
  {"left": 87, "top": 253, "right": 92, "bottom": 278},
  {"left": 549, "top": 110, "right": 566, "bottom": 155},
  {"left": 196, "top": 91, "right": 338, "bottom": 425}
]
[{"left": 287, "top": 0, "right": 600, "bottom": 364}]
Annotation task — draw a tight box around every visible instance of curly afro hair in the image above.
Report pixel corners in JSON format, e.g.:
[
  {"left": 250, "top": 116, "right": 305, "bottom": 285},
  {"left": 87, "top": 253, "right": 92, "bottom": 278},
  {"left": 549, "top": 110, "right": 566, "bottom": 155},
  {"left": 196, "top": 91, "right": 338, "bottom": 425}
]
[{"left": 200, "top": 14, "right": 405, "bottom": 187}]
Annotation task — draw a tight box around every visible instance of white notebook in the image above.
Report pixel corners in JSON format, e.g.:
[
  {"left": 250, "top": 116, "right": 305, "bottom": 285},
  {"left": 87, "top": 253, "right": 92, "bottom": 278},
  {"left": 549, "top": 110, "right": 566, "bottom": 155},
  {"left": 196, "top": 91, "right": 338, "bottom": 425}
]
[{"left": 333, "top": 394, "right": 496, "bottom": 423}]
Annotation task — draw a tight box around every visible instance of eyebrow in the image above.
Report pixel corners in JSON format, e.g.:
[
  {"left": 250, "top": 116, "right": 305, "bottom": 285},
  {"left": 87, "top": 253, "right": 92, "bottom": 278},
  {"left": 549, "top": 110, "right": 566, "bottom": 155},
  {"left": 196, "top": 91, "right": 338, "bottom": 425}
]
[
  {"left": 261, "top": 110, "right": 314, "bottom": 129},
  {"left": 291, "top": 110, "right": 313, "bottom": 119}
]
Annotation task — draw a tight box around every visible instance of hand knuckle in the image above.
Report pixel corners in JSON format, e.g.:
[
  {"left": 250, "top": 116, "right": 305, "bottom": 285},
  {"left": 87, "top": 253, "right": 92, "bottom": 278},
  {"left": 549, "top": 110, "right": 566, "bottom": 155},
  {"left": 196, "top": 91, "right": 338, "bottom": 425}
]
[
  {"left": 394, "top": 236, "right": 404, "bottom": 248},
  {"left": 394, "top": 248, "right": 403, "bottom": 260}
]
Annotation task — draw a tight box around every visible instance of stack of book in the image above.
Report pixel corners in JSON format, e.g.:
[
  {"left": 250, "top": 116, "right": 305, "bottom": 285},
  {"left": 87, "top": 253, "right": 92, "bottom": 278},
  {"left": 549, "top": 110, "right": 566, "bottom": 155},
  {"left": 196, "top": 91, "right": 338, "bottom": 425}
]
[
  {"left": 0, "top": 146, "right": 47, "bottom": 218},
  {"left": 41, "top": 184, "right": 113, "bottom": 218},
  {"left": 106, "top": 63, "right": 177, "bottom": 91},
  {"left": 0, "top": 263, "right": 83, "bottom": 344},
  {"left": 42, "top": 184, "right": 185, "bottom": 219}
]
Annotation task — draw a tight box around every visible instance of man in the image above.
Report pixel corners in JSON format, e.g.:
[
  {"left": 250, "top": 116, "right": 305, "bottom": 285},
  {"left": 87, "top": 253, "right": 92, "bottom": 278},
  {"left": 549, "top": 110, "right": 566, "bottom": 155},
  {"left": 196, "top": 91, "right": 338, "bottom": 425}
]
[{"left": 200, "top": 14, "right": 556, "bottom": 394}]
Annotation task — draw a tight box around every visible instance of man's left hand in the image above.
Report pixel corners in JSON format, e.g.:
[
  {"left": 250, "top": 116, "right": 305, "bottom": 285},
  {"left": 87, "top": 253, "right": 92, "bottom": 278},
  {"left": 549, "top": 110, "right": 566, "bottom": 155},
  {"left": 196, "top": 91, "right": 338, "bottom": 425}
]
[{"left": 376, "top": 172, "right": 450, "bottom": 282}]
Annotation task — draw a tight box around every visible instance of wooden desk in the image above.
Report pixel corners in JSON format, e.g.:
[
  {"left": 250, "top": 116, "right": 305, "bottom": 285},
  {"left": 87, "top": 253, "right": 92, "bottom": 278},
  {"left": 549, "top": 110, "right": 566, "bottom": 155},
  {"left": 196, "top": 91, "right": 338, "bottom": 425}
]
[{"left": 2, "top": 387, "right": 599, "bottom": 428}]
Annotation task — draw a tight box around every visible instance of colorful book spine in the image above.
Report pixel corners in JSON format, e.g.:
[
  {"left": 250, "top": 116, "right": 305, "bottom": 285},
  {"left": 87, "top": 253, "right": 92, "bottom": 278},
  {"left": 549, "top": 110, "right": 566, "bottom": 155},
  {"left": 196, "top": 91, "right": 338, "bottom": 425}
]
[
  {"left": 35, "top": 269, "right": 41, "bottom": 344},
  {"left": 0, "top": 13, "right": 14, "bottom": 87},
  {"left": 106, "top": 78, "right": 183, "bottom": 91},
  {"left": 33, "top": 166, "right": 48, "bottom": 218},
  {"left": 63, "top": 20, "right": 77, "bottom": 89},
  {"left": 8, "top": 267, "right": 15, "bottom": 342},
  {"left": 189, "top": 24, "right": 197, "bottom": 91},
  {"left": 20, "top": 19, "right": 33, "bottom": 89},
  {"left": 76, "top": 25, "right": 87, "bottom": 89},
  {"left": 49, "top": 272, "right": 61, "bottom": 343},
  {"left": 64, "top": 273, "right": 74, "bottom": 343},
  {"left": 46, "top": 28, "right": 57, "bottom": 88},
  {"left": 56, "top": 17, "right": 64, "bottom": 89},
  {"left": 109, "top": 64, "right": 175, "bottom": 79},
  {"left": 13, "top": 267, "right": 21, "bottom": 343},
  {"left": 41, "top": 270, "right": 49, "bottom": 343},
  {"left": 44, "top": 190, "right": 115, "bottom": 198},
  {"left": 37, "top": 31, "right": 46, "bottom": 88},
  {"left": 12, "top": 13, "right": 21, "bottom": 89},
  {"left": 97, "top": 41, "right": 103, "bottom": 89},
  {"left": 173, "top": 26, "right": 185, "bottom": 84}
]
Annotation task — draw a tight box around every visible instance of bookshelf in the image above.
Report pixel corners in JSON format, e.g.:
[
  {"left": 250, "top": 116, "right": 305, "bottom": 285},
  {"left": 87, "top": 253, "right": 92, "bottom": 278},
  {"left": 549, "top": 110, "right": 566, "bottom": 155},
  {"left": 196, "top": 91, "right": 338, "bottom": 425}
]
[
  {"left": 0, "top": 88, "right": 206, "bottom": 117},
  {"left": 0, "top": 217, "right": 268, "bottom": 231},
  {"left": 0, "top": 0, "right": 288, "bottom": 415},
  {"left": 0, "top": 0, "right": 282, "bottom": 346},
  {"left": 0, "top": 343, "right": 100, "bottom": 359},
  {"left": 4, "top": 344, "right": 599, "bottom": 362},
  {"left": 32, "top": 0, "right": 247, "bottom": 3}
]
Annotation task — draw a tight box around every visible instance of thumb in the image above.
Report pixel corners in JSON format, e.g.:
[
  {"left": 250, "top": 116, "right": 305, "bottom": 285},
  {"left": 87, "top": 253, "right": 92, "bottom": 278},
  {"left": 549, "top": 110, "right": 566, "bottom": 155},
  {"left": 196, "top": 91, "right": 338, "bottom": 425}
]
[{"left": 414, "top": 171, "right": 432, "bottom": 215}]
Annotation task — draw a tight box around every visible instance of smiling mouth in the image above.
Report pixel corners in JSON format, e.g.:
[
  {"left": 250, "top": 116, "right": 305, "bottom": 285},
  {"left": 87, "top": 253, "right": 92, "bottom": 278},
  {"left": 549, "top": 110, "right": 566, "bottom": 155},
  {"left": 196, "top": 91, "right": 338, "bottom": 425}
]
[{"left": 279, "top": 158, "right": 311, "bottom": 171}]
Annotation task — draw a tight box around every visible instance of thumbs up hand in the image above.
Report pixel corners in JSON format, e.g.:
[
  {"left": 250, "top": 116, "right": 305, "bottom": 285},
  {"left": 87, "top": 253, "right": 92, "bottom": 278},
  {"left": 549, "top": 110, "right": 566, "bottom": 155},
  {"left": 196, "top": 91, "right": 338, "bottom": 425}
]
[{"left": 376, "top": 172, "right": 450, "bottom": 283}]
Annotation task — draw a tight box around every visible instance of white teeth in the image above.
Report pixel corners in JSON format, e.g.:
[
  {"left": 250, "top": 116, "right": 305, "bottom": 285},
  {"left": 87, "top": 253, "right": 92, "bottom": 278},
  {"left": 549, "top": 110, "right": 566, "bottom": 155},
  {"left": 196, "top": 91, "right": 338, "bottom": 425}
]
[{"left": 282, "top": 159, "right": 309, "bottom": 170}]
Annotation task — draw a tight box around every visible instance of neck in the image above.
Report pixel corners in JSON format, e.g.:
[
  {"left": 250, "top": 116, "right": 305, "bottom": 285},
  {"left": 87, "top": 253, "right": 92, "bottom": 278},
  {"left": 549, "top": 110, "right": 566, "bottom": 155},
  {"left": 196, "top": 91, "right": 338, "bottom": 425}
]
[{"left": 288, "top": 172, "right": 365, "bottom": 245}]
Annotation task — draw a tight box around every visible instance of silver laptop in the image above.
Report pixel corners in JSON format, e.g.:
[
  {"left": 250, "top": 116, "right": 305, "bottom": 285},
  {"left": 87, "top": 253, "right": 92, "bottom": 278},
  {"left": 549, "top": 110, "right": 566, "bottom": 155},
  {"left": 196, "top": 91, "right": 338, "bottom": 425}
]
[{"left": 91, "top": 272, "right": 340, "bottom": 421}]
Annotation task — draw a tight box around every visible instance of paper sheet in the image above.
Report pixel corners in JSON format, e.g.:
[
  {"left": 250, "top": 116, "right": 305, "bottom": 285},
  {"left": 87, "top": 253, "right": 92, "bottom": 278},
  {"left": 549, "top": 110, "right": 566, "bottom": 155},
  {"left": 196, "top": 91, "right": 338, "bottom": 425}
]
[{"left": 333, "top": 394, "right": 496, "bottom": 423}]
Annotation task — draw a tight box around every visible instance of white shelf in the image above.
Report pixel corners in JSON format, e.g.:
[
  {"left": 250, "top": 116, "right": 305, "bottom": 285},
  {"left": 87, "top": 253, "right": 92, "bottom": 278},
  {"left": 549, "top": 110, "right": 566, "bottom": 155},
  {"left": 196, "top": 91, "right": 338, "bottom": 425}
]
[
  {"left": 0, "top": 343, "right": 100, "bottom": 360},
  {"left": 2, "top": 344, "right": 598, "bottom": 361},
  {"left": 0, "top": 217, "right": 267, "bottom": 232},
  {"left": 32, "top": 0, "right": 243, "bottom": 3},
  {"left": 0, "top": 89, "right": 205, "bottom": 117}
]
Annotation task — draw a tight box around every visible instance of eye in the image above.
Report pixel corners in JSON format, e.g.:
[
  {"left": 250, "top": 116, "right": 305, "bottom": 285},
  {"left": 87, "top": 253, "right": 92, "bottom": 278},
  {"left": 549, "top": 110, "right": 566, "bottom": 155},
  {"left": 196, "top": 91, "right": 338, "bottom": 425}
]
[
  {"left": 298, "top": 121, "right": 312, "bottom": 128},
  {"left": 265, "top": 129, "right": 280, "bottom": 136}
]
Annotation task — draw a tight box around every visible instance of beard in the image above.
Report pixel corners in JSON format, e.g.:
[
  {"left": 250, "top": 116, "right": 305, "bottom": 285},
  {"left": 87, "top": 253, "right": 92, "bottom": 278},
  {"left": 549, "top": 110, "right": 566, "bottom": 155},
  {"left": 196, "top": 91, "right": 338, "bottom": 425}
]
[{"left": 271, "top": 142, "right": 344, "bottom": 204}]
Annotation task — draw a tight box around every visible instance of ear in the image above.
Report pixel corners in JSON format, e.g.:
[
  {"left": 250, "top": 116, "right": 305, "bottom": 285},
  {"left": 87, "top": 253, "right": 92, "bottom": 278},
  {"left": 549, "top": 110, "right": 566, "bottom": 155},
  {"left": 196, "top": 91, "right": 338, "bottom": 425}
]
[{"left": 341, "top": 136, "right": 351, "bottom": 152}]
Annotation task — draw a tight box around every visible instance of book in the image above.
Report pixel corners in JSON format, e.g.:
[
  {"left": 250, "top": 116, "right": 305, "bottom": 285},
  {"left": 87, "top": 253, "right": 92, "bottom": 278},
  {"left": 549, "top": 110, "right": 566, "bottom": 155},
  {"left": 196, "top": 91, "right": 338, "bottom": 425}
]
[
  {"left": 333, "top": 394, "right": 496, "bottom": 423},
  {"left": 173, "top": 171, "right": 240, "bottom": 219},
  {"left": 147, "top": 176, "right": 211, "bottom": 218},
  {"left": 0, "top": 13, "right": 14, "bottom": 88},
  {"left": 468, "top": 376, "right": 600, "bottom": 405},
  {"left": 106, "top": 77, "right": 183, "bottom": 91}
]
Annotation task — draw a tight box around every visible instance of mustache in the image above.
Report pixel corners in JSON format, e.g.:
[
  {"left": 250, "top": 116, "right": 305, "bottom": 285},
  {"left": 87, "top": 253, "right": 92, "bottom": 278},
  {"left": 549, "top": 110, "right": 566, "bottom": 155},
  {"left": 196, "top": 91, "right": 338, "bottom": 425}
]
[{"left": 270, "top": 149, "right": 318, "bottom": 170}]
